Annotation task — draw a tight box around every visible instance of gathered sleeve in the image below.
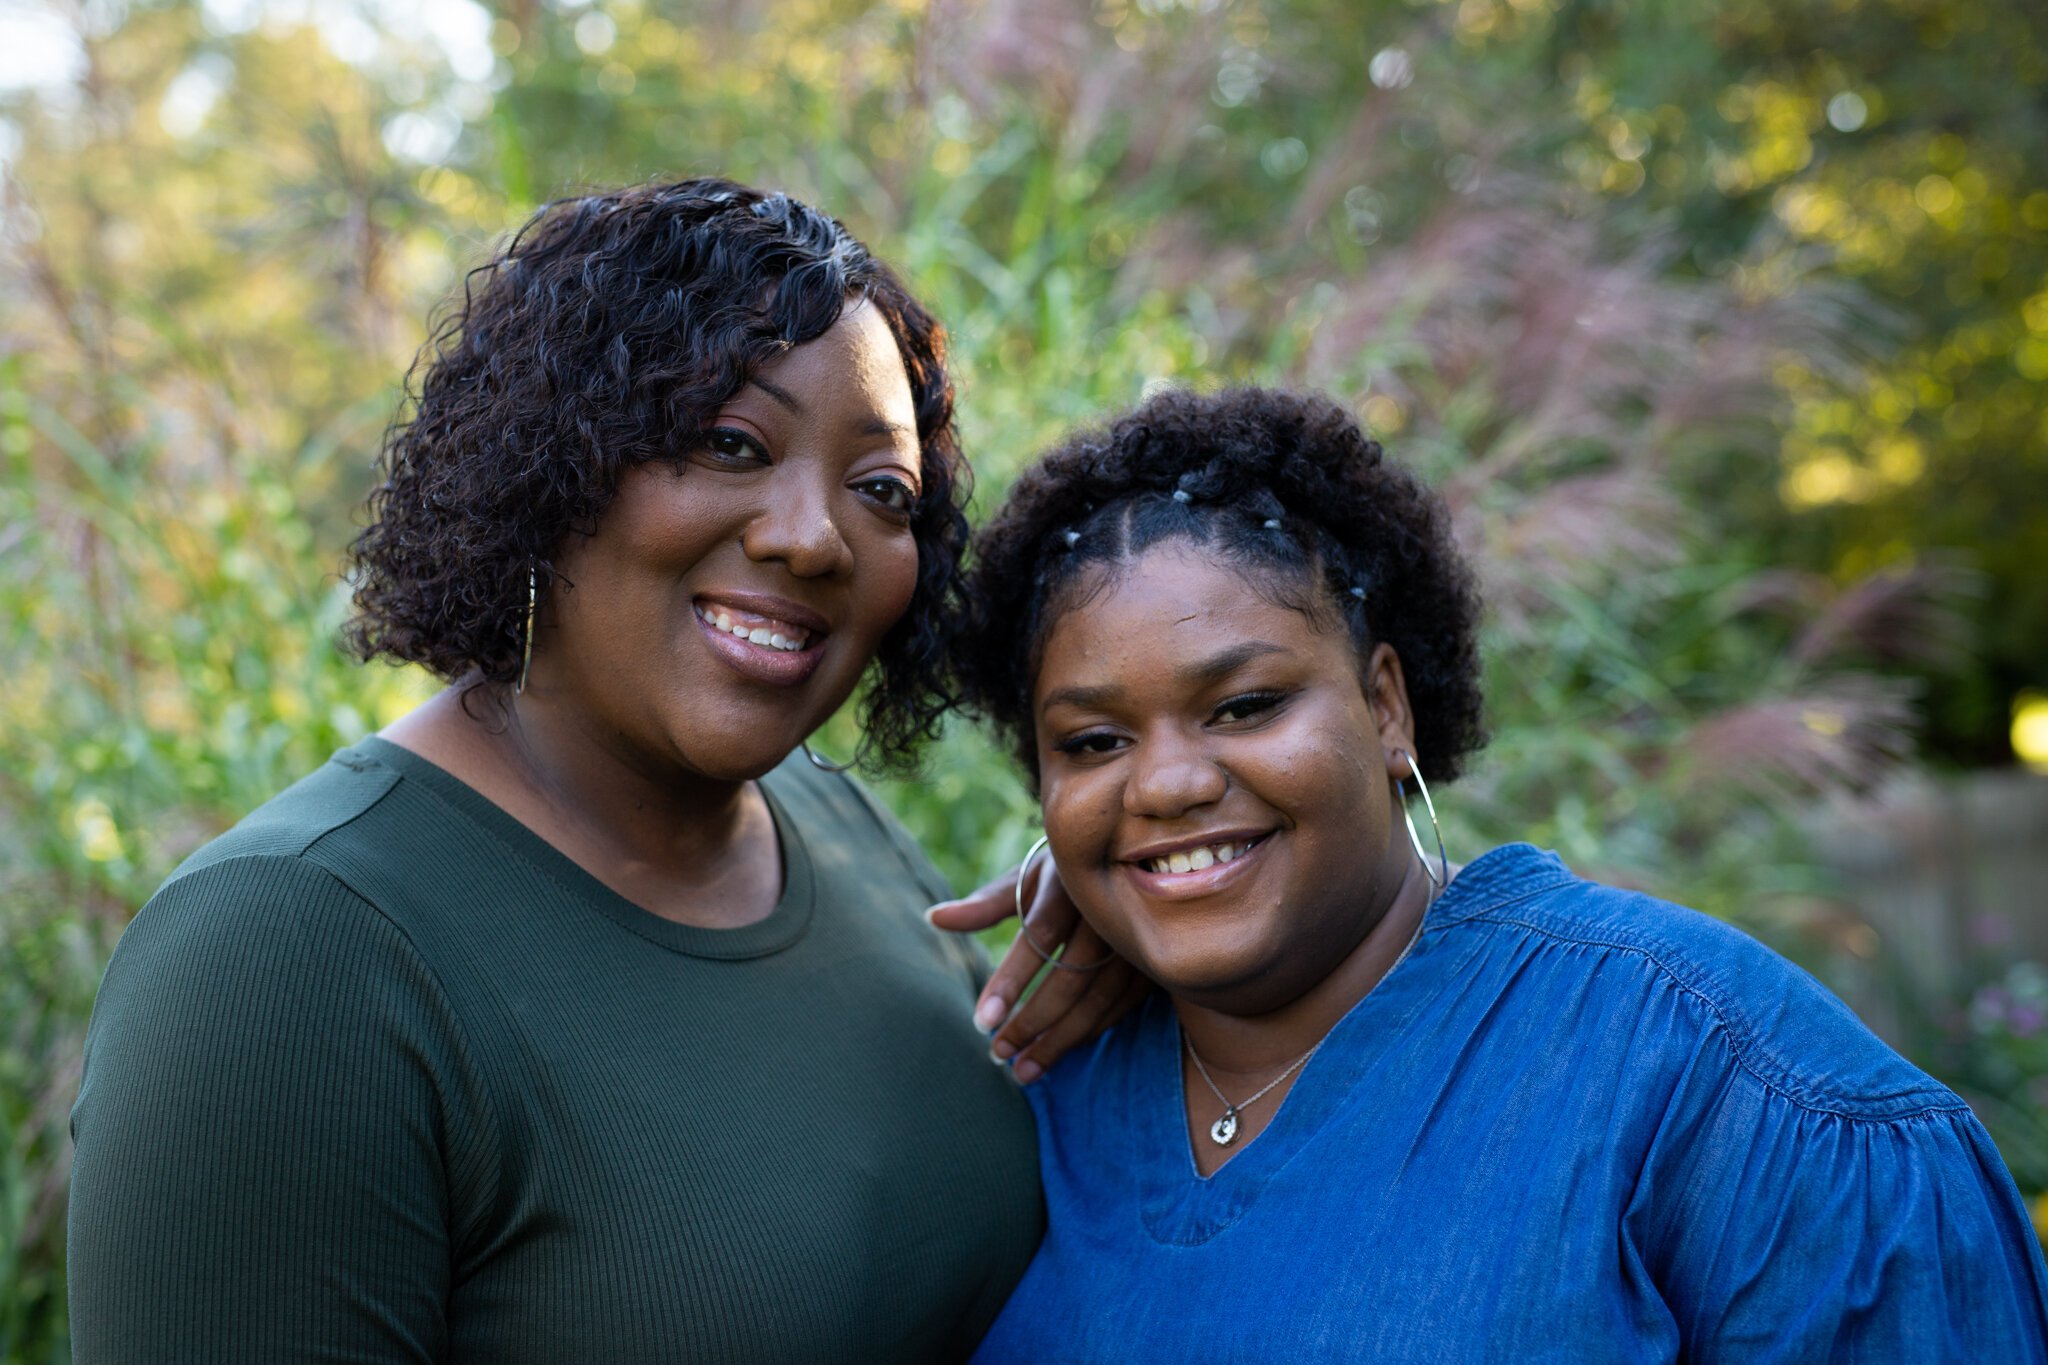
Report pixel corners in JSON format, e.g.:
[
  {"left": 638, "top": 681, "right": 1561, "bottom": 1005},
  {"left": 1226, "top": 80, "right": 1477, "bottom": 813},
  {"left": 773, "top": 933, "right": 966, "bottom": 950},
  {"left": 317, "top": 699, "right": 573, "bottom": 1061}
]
[
  {"left": 1624, "top": 1034, "right": 2048, "bottom": 1362},
  {"left": 68, "top": 855, "right": 491, "bottom": 1364}
]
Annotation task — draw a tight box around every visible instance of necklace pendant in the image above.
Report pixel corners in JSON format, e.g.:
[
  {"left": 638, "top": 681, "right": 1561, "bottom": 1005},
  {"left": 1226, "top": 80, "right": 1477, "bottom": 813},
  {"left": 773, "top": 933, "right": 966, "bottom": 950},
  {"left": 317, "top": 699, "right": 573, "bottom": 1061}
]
[{"left": 1209, "top": 1108, "right": 1240, "bottom": 1146}]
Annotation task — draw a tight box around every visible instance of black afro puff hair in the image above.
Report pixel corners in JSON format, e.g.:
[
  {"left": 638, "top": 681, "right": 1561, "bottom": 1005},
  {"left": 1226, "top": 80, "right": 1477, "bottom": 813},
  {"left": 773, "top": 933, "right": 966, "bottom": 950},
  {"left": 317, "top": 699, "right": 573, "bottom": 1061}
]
[
  {"left": 345, "top": 177, "right": 969, "bottom": 769},
  {"left": 953, "top": 386, "right": 1485, "bottom": 785}
]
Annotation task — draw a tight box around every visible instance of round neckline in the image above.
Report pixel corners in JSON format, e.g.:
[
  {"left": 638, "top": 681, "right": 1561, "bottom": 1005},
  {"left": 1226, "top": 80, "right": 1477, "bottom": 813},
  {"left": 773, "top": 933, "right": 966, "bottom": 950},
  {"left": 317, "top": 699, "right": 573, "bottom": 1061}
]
[{"left": 353, "top": 735, "right": 816, "bottom": 960}]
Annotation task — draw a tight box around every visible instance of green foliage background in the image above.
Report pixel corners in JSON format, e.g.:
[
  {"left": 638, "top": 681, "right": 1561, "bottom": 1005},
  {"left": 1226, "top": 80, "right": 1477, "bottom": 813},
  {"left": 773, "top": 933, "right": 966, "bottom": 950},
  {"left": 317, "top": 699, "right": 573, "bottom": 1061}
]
[{"left": 3, "top": 0, "right": 2044, "bottom": 1356}]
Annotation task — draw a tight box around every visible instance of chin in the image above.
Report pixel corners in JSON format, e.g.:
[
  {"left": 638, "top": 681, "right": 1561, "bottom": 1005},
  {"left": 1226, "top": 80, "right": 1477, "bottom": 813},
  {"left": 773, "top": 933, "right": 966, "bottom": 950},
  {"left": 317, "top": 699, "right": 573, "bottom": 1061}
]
[
  {"left": 666, "top": 727, "right": 812, "bottom": 784},
  {"left": 1171, "top": 973, "right": 1310, "bottom": 1018},
  {"left": 1126, "top": 929, "right": 1299, "bottom": 1013},
  {"left": 655, "top": 681, "right": 854, "bottom": 783}
]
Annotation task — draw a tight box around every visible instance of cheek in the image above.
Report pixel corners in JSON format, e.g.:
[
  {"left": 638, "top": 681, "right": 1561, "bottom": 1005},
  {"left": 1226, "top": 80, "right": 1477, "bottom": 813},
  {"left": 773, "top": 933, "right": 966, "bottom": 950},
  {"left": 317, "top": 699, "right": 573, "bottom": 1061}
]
[
  {"left": 857, "top": 532, "right": 921, "bottom": 639},
  {"left": 1256, "top": 729, "right": 1369, "bottom": 799},
  {"left": 1038, "top": 769, "right": 1083, "bottom": 851},
  {"left": 1039, "top": 768, "right": 1122, "bottom": 879},
  {"left": 565, "top": 470, "right": 735, "bottom": 589},
  {"left": 1241, "top": 718, "right": 1394, "bottom": 853}
]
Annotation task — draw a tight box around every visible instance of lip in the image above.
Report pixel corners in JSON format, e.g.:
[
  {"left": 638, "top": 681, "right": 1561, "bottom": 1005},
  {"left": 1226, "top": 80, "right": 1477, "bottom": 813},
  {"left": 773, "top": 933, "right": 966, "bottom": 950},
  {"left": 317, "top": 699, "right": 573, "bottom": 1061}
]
[
  {"left": 692, "top": 607, "right": 828, "bottom": 687},
  {"left": 1120, "top": 830, "right": 1275, "bottom": 902}
]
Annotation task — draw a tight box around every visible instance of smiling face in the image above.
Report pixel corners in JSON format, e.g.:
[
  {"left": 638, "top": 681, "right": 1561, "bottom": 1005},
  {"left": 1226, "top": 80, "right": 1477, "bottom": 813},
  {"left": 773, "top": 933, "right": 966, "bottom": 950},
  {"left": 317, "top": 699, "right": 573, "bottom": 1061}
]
[
  {"left": 537, "top": 299, "right": 924, "bottom": 780},
  {"left": 1032, "top": 542, "right": 1423, "bottom": 1015}
]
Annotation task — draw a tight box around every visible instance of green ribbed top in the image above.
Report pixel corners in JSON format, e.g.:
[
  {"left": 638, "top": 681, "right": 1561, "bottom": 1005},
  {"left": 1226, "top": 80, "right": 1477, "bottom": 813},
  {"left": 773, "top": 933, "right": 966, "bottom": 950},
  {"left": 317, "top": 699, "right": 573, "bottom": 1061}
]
[{"left": 68, "top": 738, "right": 1042, "bottom": 1363}]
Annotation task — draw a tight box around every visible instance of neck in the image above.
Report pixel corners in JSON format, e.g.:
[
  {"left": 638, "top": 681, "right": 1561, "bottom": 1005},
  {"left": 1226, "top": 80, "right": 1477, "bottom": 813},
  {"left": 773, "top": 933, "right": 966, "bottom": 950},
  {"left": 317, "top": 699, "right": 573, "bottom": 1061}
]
[
  {"left": 502, "top": 687, "right": 760, "bottom": 864},
  {"left": 385, "top": 682, "right": 764, "bottom": 886},
  {"left": 1174, "top": 856, "right": 1439, "bottom": 1084}
]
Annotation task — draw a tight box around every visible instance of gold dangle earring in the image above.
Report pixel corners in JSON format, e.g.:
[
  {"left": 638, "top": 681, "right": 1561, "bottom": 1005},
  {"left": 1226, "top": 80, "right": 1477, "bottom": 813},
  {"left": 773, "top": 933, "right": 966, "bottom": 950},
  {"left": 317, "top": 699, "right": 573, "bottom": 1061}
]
[
  {"left": 1394, "top": 748, "right": 1449, "bottom": 889},
  {"left": 515, "top": 564, "right": 536, "bottom": 695}
]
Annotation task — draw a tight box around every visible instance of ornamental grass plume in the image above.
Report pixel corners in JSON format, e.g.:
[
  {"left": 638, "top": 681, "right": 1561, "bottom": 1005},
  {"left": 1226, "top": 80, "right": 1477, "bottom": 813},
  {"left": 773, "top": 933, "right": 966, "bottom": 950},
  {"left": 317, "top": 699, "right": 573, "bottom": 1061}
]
[
  {"left": 1782, "top": 560, "right": 1983, "bottom": 673},
  {"left": 1677, "top": 678, "right": 1922, "bottom": 801},
  {"left": 912, "top": 0, "right": 1965, "bottom": 880}
]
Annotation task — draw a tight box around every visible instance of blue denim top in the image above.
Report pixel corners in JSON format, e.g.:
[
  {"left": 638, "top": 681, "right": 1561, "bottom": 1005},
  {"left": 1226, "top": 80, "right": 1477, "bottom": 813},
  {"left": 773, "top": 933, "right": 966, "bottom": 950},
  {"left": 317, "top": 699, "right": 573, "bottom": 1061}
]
[{"left": 972, "top": 844, "right": 2048, "bottom": 1363}]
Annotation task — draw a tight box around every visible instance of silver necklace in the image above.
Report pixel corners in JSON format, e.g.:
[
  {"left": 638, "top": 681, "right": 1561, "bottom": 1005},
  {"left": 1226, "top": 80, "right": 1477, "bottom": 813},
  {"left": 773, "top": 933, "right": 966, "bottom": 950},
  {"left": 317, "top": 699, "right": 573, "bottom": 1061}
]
[
  {"left": 1183, "top": 1032, "right": 1323, "bottom": 1147},
  {"left": 1183, "top": 900, "right": 1433, "bottom": 1148}
]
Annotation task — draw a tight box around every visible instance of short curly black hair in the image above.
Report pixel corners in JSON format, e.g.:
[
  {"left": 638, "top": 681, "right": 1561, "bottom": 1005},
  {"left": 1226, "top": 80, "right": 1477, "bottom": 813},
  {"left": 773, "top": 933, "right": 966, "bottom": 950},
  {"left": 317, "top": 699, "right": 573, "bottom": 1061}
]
[
  {"left": 954, "top": 386, "right": 1485, "bottom": 786},
  {"left": 345, "top": 177, "right": 968, "bottom": 768}
]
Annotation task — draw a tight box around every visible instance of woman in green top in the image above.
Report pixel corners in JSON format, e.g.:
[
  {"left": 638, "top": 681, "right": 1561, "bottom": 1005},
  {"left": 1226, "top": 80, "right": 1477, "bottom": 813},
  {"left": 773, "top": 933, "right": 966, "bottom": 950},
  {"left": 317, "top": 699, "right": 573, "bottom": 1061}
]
[{"left": 67, "top": 178, "right": 1137, "bottom": 1363}]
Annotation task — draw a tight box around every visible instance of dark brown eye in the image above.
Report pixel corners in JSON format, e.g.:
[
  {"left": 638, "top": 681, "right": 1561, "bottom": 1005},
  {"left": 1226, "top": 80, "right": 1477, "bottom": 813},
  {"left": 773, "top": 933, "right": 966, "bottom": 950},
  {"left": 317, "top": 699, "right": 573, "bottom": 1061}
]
[
  {"left": 1055, "top": 731, "right": 1126, "bottom": 757},
  {"left": 1215, "top": 691, "right": 1284, "bottom": 724},
  {"left": 695, "top": 427, "right": 768, "bottom": 466},
  {"left": 856, "top": 477, "right": 917, "bottom": 515}
]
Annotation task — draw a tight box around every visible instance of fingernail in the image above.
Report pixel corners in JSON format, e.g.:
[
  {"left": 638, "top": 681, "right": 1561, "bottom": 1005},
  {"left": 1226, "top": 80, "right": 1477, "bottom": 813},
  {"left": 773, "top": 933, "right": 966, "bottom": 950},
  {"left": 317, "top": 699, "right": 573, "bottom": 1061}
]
[
  {"left": 990, "top": 1037, "right": 1015, "bottom": 1062},
  {"left": 924, "top": 902, "right": 957, "bottom": 923},
  {"left": 1013, "top": 1058, "right": 1043, "bottom": 1085},
  {"left": 974, "top": 996, "right": 1006, "bottom": 1033}
]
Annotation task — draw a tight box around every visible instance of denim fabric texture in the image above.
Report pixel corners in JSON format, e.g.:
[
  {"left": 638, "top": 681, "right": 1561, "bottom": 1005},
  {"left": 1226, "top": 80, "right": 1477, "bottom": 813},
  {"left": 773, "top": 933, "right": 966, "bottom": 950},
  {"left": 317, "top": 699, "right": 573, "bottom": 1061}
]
[{"left": 971, "top": 844, "right": 2048, "bottom": 1363}]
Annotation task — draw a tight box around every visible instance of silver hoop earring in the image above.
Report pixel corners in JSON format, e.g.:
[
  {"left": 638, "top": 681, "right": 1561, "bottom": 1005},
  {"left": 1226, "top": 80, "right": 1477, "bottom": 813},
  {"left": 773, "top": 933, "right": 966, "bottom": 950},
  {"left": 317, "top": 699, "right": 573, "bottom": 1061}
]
[
  {"left": 515, "top": 564, "right": 536, "bottom": 695},
  {"left": 1394, "top": 748, "right": 1449, "bottom": 890},
  {"left": 802, "top": 743, "right": 856, "bottom": 773},
  {"left": 1012, "top": 834, "right": 1108, "bottom": 973}
]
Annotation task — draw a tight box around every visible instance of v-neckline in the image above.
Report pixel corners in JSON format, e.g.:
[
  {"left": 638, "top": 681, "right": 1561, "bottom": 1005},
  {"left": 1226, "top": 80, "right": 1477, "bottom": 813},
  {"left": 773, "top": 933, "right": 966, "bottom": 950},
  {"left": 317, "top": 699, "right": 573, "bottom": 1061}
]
[{"left": 1127, "top": 847, "right": 1551, "bottom": 1245}]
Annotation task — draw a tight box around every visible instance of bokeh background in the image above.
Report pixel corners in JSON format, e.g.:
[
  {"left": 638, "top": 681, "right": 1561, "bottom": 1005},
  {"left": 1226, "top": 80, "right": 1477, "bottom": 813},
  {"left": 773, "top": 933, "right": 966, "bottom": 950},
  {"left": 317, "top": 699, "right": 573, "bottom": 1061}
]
[{"left": 3, "top": 0, "right": 2046, "bottom": 1354}]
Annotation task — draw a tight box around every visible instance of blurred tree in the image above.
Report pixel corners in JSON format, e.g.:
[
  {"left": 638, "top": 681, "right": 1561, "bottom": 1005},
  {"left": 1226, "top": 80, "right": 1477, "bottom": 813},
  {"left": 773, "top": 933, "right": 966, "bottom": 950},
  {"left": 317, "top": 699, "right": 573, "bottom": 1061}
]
[{"left": 1537, "top": 0, "right": 2048, "bottom": 763}]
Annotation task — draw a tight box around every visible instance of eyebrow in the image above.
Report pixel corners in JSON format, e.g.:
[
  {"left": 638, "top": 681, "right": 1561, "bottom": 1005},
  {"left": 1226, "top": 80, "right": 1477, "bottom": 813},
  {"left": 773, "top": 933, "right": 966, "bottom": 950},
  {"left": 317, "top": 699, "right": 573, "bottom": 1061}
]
[
  {"left": 747, "top": 376, "right": 914, "bottom": 441},
  {"left": 750, "top": 377, "right": 803, "bottom": 413},
  {"left": 1038, "top": 640, "right": 1290, "bottom": 715}
]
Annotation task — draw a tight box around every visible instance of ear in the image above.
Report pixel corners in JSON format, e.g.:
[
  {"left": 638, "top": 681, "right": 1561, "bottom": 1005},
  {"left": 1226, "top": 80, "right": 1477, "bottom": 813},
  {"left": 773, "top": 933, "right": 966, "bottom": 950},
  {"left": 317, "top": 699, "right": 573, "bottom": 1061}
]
[{"left": 1361, "top": 642, "right": 1420, "bottom": 779}]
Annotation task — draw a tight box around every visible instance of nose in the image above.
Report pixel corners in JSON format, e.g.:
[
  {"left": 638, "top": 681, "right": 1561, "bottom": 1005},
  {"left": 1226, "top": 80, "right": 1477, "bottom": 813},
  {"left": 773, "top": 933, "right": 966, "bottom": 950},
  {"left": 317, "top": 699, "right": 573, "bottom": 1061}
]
[
  {"left": 741, "top": 463, "right": 854, "bottom": 579},
  {"left": 1123, "top": 728, "right": 1228, "bottom": 820}
]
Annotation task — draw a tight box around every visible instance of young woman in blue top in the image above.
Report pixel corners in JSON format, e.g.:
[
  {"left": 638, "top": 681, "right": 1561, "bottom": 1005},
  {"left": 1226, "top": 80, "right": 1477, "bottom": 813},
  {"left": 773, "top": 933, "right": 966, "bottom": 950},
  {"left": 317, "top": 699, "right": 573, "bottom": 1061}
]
[{"left": 952, "top": 386, "right": 2048, "bottom": 1362}]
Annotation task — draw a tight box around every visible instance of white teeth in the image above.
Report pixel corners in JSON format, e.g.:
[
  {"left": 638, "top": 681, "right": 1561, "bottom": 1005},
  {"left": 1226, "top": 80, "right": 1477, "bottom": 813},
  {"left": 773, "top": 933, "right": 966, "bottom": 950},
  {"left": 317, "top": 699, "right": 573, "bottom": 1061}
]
[
  {"left": 1147, "top": 841, "right": 1252, "bottom": 875},
  {"left": 697, "top": 604, "right": 810, "bottom": 651}
]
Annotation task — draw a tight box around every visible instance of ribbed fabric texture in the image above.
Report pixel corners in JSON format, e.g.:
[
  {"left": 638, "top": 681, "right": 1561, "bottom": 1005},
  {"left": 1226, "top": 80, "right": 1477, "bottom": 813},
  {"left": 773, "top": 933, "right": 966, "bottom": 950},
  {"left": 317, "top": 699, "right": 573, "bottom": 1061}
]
[{"left": 69, "top": 740, "right": 1043, "bottom": 1364}]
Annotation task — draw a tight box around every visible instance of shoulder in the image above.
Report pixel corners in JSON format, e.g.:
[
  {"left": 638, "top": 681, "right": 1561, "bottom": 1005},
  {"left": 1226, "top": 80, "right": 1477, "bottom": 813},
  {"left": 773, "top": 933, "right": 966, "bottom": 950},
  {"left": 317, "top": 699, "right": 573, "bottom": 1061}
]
[
  {"left": 89, "top": 811, "right": 473, "bottom": 1156},
  {"left": 85, "top": 848, "right": 469, "bottom": 1168},
  {"left": 762, "top": 756, "right": 984, "bottom": 983},
  {"left": 1438, "top": 844, "right": 1964, "bottom": 1122},
  {"left": 761, "top": 753, "right": 954, "bottom": 904},
  {"left": 165, "top": 744, "right": 403, "bottom": 888},
  {"left": 1027, "top": 991, "right": 1164, "bottom": 1125},
  {"left": 105, "top": 853, "right": 443, "bottom": 1036},
  {"left": 758, "top": 749, "right": 871, "bottom": 836},
  {"left": 108, "top": 747, "right": 447, "bottom": 1019}
]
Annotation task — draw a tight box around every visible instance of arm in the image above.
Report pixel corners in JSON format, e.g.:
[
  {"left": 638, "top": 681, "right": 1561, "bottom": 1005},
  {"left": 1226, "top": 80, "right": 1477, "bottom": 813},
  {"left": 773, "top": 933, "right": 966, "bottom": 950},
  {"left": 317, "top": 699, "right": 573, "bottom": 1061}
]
[
  {"left": 69, "top": 857, "right": 475, "bottom": 1363},
  {"left": 927, "top": 850, "right": 1150, "bottom": 1083},
  {"left": 1628, "top": 1067, "right": 2048, "bottom": 1361}
]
